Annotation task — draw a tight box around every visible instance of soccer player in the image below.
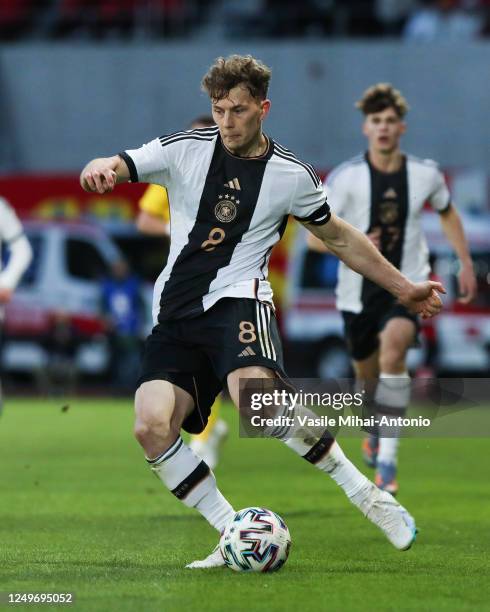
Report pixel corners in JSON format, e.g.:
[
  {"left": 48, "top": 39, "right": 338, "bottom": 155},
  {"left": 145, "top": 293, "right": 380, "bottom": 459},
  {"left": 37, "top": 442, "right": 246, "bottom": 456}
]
[
  {"left": 309, "top": 83, "right": 476, "bottom": 495},
  {"left": 0, "top": 196, "right": 33, "bottom": 415},
  {"left": 136, "top": 115, "right": 229, "bottom": 469},
  {"left": 80, "top": 55, "right": 444, "bottom": 568}
]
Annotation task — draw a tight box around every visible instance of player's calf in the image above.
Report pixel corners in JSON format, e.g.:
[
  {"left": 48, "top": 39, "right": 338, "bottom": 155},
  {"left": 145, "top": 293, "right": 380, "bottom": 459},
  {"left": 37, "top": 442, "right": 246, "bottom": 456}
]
[
  {"left": 135, "top": 379, "right": 235, "bottom": 549},
  {"left": 134, "top": 379, "right": 190, "bottom": 458}
]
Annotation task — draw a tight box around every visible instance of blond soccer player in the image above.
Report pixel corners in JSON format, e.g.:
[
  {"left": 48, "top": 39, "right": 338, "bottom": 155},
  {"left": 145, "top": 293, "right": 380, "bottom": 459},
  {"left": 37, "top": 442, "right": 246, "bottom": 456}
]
[{"left": 81, "top": 56, "right": 444, "bottom": 568}]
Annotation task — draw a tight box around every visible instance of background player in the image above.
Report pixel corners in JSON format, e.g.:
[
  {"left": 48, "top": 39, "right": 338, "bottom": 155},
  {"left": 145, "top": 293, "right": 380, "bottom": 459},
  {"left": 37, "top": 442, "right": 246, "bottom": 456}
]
[
  {"left": 80, "top": 55, "right": 444, "bottom": 568},
  {"left": 309, "top": 83, "right": 476, "bottom": 494},
  {"left": 135, "top": 115, "right": 228, "bottom": 469},
  {"left": 0, "top": 196, "right": 33, "bottom": 416}
]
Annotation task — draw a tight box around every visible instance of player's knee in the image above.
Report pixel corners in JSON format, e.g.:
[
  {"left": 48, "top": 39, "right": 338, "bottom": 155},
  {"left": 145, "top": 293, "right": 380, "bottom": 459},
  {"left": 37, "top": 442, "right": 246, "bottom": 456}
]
[
  {"left": 228, "top": 365, "right": 275, "bottom": 407},
  {"left": 134, "top": 386, "right": 174, "bottom": 444},
  {"left": 134, "top": 412, "right": 174, "bottom": 447}
]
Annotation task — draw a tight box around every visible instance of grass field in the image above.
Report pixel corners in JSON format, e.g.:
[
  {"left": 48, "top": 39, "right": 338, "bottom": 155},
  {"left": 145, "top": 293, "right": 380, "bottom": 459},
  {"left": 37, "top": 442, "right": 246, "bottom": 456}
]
[{"left": 1, "top": 398, "right": 490, "bottom": 612}]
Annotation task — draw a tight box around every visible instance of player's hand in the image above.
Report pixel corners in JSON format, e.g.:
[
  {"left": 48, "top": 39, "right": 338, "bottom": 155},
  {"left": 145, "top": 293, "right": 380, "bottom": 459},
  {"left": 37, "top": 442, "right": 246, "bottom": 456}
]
[
  {"left": 398, "top": 280, "right": 446, "bottom": 319},
  {"left": 457, "top": 262, "right": 477, "bottom": 304},
  {"left": 80, "top": 160, "right": 117, "bottom": 194},
  {"left": 367, "top": 227, "right": 381, "bottom": 250},
  {"left": 0, "top": 287, "right": 13, "bottom": 304}
]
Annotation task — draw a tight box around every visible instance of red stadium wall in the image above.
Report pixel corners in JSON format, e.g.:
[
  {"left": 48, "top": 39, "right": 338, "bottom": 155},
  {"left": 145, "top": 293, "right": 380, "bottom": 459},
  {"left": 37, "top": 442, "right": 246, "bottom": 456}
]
[{"left": 0, "top": 174, "right": 146, "bottom": 224}]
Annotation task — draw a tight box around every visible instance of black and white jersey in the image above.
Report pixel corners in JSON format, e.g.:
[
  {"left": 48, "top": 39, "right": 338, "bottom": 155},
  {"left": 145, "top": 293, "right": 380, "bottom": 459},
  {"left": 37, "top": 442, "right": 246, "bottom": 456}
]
[
  {"left": 122, "top": 126, "right": 330, "bottom": 323},
  {"left": 325, "top": 152, "right": 450, "bottom": 313}
]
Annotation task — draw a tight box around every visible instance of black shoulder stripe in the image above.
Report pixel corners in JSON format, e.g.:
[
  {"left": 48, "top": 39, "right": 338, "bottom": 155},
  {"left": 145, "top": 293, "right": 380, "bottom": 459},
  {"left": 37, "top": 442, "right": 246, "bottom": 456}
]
[
  {"left": 274, "top": 150, "right": 320, "bottom": 188},
  {"left": 159, "top": 129, "right": 187, "bottom": 142},
  {"left": 159, "top": 128, "right": 217, "bottom": 145},
  {"left": 274, "top": 143, "right": 321, "bottom": 186},
  {"left": 188, "top": 126, "right": 219, "bottom": 135},
  {"left": 159, "top": 133, "right": 215, "bottom": 143},
  {"left": 119, "top": 152, "right": 138, "bottom": 183},
  {"left": 158, "top": 134, "right": 215, "bottom": 148},
  {"left": 274, "top": 142, "right": 295, "bottom": 156},
  {"left": 274, "top": 149, "right": 319, "bottom": 184}
]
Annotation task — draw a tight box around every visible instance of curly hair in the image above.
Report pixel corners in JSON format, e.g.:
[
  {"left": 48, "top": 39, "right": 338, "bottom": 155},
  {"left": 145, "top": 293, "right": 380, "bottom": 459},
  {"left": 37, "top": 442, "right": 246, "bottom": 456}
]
[
  {"left": 201, "top": 55, "right": 272, "bottom": 101},
  {"left": 356, "top": 83, "right": 409, "bottom": 118}
]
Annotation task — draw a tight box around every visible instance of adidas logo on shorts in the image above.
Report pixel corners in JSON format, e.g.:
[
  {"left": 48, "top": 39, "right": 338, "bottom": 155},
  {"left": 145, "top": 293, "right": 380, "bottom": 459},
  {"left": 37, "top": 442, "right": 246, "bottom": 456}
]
[{"left": 238, "top": 346, "right": 256, "bottom": 357}]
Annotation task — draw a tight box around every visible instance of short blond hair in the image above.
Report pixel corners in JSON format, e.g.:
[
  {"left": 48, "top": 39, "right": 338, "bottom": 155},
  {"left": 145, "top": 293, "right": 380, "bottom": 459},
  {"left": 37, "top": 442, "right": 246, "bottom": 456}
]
[
  {"left": 201, "top": 55, "right": 271, "bottom": 102},
  {"left": 356, "top": 83, "right": 409, "bottom": 118}
]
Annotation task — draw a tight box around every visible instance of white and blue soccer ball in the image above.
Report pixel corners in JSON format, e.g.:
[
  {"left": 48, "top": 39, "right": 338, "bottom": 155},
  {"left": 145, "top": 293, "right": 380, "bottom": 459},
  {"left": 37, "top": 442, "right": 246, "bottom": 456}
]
[{"left": 220, "top": 507, "right": 291, "bottom": 572}]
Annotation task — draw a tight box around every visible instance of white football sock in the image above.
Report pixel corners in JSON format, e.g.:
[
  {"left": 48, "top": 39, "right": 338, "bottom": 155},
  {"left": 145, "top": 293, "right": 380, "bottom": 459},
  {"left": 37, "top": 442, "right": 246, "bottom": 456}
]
[
  {"left": 316, "top": 441, "right": 370, "bottom": 500},
  {"left": 375, "top": 372, "right": 410, "bottom": 465},
  {"left": 281, "top": 410, "right": 371, "bottom": 506},
  {"left": 261, "top": 396, "right": 372, "bottom": 507},
  {"left": 147, "top": 436, "right": 234, "bottom": 532},
  {"left": 377, "top": 437, "right": 400, "bottom": 466}
]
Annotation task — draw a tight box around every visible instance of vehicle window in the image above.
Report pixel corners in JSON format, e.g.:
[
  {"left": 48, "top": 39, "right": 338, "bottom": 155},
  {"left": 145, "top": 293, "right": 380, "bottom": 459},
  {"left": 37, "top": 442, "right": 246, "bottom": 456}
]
[
  {"left": 20, "top": 234, "right": 42, "bottom": 286},
  {"left": 66, "top": 238, "right": 109, "bottom": 281},
  {"left": 114, "top": 235, "right": 169, "bottom": 283},
  {"left": 300, "top": 251, "right": 339, "bottom": 290},
  {"left": 2, "top": 234, "right": 42, "bottom": 287}
]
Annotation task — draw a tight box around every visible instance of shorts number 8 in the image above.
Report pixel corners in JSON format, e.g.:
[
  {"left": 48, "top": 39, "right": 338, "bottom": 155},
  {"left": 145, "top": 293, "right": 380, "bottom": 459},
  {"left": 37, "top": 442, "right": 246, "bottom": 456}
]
[{"left": 239, "top": 321, "right": 257, "bottom": 344}]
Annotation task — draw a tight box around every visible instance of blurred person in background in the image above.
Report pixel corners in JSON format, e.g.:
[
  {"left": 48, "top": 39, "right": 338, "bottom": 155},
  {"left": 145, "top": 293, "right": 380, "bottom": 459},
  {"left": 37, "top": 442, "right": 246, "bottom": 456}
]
[
  {"left": 0, "top": 196, "right": 32, "bottom": 415},
  {"left": 374, "top": 0, "right": 418, "bottom": 35},
  {"left": 309, "top": 83, "right": 476, "bottom": 495},
  {"left": 100, "top": 258, "right": 145, "bottom": 393},
  {"left": 403, "top": 0, "right": 484, "bottom": 41},
  {"left": 136, "top": 115, "right": 228, "bottom": 470},
  {"left": 36, "top": 311, "right": 79, "bottom": 397}
]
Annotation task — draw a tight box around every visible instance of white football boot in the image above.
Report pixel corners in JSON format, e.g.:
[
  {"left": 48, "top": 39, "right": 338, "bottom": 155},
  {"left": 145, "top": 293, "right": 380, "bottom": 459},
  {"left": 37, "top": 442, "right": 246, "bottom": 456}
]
[
  {"left": 356, "top": 483, "right": 417, "bottom": 550},
  {"left": 185, "top": 545, "right": 225, "bottom": 569}
]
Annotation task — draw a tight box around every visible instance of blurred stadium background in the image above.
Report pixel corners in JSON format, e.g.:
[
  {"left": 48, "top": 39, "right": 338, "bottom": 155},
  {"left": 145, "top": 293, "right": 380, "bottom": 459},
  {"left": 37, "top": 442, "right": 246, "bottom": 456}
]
[
  {"left": 1, "top": 0, "right": 490, "bottom": 394},
  {"left": 2, "top": 2, "right": 490, "bottom": 610}
]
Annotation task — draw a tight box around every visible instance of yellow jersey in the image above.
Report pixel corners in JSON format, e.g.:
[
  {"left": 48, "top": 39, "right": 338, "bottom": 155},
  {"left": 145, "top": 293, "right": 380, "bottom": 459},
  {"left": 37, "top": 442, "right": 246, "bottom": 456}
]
[{"left": 138, "top": 185, "right": 170, "bottom": 222}]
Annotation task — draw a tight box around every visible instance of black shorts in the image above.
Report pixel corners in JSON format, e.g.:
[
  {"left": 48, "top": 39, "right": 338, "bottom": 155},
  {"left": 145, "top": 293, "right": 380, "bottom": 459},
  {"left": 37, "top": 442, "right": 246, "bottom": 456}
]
[
  {"left": 137, "top": 298, "right": 285, "bottom": 434},
  {"left": 342, "top": 299, "right": 419, "bottom": 361}
]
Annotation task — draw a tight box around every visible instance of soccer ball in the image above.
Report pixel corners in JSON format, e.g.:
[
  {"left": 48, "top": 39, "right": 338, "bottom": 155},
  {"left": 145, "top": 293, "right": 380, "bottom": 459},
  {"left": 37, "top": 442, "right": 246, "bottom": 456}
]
[{"left": 219, "top": 507, "right": 291, "bottom": 572}]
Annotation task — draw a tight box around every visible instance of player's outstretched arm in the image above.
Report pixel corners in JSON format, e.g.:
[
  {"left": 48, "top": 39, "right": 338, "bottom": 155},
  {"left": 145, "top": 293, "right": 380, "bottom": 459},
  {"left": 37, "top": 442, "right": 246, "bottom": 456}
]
[
  {"left": 307, "top": 231, "right": 330, "bottom": 254},
  {"left": 305, "top": 213, "right": 446, "bottom": 319},
  {"left": 80, "top": 155, "right": 130, "bottom": 194},
  {"left": 438, "top": 205, "right": 477, "bottom": 303}
]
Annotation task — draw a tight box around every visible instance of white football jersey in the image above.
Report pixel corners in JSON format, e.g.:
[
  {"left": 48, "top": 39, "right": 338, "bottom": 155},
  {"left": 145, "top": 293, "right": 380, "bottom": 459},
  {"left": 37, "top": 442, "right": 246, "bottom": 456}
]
[
  {"left": 325, "top": 152, "right": 450, "bottom": 313},
  {"left": 0, "top": 197, "right": 31, "bottom": 287},
  {"left": 123, "top": 126, "right": 330, "bottom": 323},
  {"left": 0, "top": 197, "right": 32, "bottom": 318}
]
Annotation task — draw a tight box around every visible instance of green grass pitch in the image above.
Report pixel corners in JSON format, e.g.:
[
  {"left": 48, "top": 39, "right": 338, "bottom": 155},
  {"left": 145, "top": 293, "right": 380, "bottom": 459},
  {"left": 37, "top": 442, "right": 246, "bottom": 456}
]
[{"left": 1, "top": 398, "right": 490, "bottom": 612}]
